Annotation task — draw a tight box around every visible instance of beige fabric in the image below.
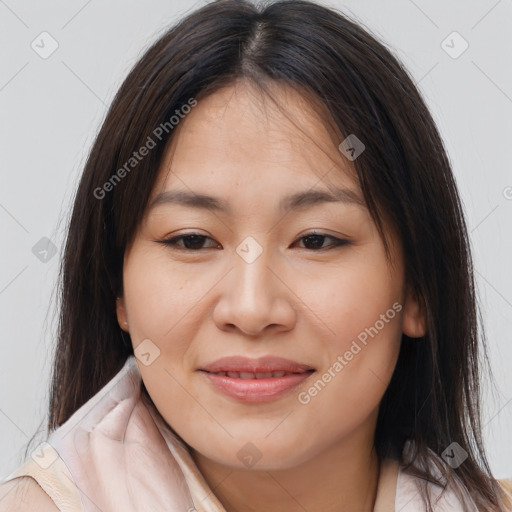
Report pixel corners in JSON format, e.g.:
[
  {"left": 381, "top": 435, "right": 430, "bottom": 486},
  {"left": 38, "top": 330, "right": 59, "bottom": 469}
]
[
  {"left": 498, "top": 479, "right": 512, "bottom": 510},
  {"left": 2, "top": 449, "right": 82, "bottom": 512}
]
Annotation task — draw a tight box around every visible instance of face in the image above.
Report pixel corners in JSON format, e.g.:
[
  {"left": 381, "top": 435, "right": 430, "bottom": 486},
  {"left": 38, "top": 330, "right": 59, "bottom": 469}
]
[{"left": 116, "top": 79, "right": 425, "bottom": 471}]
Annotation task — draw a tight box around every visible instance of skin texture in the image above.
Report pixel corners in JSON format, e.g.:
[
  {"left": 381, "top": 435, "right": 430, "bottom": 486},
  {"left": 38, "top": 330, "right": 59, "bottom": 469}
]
[{"left": 116, "top": 78, "right": 426, "bottom": 512}]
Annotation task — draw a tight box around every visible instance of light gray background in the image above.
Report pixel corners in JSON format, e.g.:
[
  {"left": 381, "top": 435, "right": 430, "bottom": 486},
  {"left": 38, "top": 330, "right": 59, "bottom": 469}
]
[{"left": 1, "top": 0, "right": 511, "bottom": 479}]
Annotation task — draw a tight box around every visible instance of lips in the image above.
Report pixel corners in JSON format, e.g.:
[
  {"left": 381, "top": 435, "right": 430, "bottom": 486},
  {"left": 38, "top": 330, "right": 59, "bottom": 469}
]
[
  {"left": 199, "top": 356, "right": 315, "bottom": 402},
  {"left": 199, "top": 355, "right": 314, "bottom": 375},
  {"left": 208, "top": 370, "right": 299, "bottom": 378}
]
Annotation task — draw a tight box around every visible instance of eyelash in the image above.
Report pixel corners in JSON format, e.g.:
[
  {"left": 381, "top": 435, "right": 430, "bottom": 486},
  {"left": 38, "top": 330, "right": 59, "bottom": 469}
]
[{"left": 158, "top": 232, "right": 350, "bottom": 252}]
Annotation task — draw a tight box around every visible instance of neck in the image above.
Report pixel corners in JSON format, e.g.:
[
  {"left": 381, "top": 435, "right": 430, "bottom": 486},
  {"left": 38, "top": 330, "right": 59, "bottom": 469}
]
[{"left": 191, "top": 427, "right": 381, "bottom": 512}]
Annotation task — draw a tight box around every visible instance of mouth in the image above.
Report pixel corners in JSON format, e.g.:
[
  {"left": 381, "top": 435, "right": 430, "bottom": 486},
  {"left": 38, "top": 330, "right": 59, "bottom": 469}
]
[
  {"left": 198, "top": 356, "right": 316, "bottom": 402},
  {"left": 199, "top": 355, "right": 315, "bottom": 374},
  {"left": 202, "top": 370, "right": 313, "bottom": 379}
]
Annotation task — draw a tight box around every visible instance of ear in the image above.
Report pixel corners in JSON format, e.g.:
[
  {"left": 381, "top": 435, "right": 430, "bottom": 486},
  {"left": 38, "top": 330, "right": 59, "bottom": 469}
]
[
  {"left": 402, "top": 286, "right": 426, "bottom": 338},
  {"left": 116, "top": 296, "right": 129, "bottom": 332}
]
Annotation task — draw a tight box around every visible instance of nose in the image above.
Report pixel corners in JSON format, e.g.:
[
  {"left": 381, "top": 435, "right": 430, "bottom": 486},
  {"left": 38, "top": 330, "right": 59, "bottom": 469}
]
[{"left": 212, "top": 241, "right": 297, "bottom": 337}]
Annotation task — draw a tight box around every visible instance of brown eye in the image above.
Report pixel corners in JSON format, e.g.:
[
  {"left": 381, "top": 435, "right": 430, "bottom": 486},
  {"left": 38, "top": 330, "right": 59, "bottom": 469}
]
[
  {"left": 295, "top": 234, "right": 350, "bottom": 251},
  {"left": 160, "top": 234, "right": 220, "bottom": 251}
]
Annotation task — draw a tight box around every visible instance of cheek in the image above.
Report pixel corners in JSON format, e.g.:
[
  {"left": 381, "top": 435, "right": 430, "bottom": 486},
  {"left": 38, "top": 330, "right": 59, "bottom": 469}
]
[
  {"left": 299, "top": 318, "right": 401, "bottom": 441},
  {"left": 122, "top": 249, "right": 209, "bottom": 339},
  {"left": 122, "top": 250, "right": 203, "bottom": 432},
  {"left": 296, "top": 247, "right": 403, "bottom": 420},
  {"left": 302, "top": 246, "right": 402, "bottom": 346}
]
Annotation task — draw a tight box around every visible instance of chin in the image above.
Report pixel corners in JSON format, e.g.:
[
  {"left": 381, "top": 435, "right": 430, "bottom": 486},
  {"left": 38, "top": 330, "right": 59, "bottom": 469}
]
[{"left": 201, "top": 441, "right": 315, "bottom": 471}]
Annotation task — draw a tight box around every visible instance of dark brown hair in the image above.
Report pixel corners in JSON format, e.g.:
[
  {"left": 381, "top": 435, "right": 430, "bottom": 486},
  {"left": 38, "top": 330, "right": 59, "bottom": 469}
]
[{"left": 24, "top": 0, "right": 510, "bottom": 510}]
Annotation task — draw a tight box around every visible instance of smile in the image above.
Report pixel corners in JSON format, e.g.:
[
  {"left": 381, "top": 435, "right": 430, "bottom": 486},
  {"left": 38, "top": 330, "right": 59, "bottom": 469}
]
[
  {"left": 200, "top": 369, "right": 315, "bottom": 402},
  {"left": 208, "top": 370, "right": 301, "bottom": 378}
]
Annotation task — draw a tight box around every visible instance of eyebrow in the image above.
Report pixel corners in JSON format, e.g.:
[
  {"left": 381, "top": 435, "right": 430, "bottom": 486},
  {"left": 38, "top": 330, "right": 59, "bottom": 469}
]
[{"left": 148, "top": 186, "right": 366, "bottom": 215}]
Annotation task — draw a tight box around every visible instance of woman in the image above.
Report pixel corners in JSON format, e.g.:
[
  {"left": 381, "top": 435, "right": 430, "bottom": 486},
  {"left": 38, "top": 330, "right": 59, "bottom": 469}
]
[{"left": 1, "top": 0, "right": 511, "bottom": 510}]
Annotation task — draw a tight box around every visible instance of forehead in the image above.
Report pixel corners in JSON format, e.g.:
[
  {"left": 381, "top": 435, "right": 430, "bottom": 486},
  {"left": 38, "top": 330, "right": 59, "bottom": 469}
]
[{"left": 151, "top": 79, "right": 360, "bottom": 206}]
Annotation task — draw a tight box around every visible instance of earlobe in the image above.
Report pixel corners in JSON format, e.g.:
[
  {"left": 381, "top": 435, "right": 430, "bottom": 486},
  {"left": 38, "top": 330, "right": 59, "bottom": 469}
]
[
  {"left": 402, "top": 287, "right": 426, "bottom": 338},
  {"left": 116, "top": 296, "right": 129, "bottom": 332}
]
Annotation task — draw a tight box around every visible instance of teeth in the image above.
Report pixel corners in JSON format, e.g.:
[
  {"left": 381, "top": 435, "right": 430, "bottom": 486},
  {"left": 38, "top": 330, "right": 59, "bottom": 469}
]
[
  {"left": 212, "top": 371, "right": 296, "bottom": 378},
  {"left": 256, "top": 372, "right": 273, "bottom": 379}
]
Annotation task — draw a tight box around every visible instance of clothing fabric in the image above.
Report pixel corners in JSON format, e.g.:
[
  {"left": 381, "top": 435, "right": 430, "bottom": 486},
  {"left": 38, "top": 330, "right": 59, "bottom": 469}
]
[{"left": 1, "top": 355, "right": 510, "bottom": 511}]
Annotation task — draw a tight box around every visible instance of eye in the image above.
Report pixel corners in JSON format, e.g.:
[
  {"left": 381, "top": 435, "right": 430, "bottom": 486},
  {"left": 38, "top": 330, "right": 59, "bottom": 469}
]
[
  {"left": 294, "top": 232, "right": 350, "bottom": 251},
  {"left": 158, "top": 232, "right": 350, "bottom": 252},
  {"left": 159, "top": 234, "right": 220, "bottom": 251}
]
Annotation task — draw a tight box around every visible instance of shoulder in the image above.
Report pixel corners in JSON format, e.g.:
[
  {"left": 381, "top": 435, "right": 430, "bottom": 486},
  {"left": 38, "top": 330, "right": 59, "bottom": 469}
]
[{"left": 0, "top": 476, "right": 60, "bottom": 512}]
